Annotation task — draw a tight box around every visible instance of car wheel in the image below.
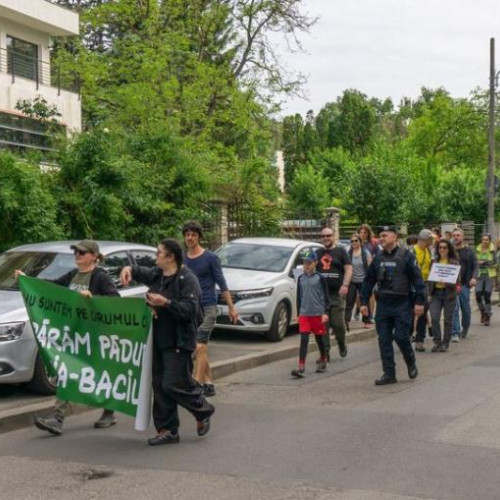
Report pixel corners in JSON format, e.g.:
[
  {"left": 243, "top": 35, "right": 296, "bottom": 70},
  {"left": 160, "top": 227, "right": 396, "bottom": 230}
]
[
  {"left": 266, "top": 301, "right": 289, "bottom": 342},
  {"left": 26, "top": 353, "right": 56, "bottom": 396}
]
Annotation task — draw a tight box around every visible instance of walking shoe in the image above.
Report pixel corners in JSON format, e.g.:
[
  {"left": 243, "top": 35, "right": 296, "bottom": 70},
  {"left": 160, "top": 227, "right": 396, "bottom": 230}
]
[
  {"left": 34, "top": 415, "right": 63, "bottom": 435},
  {"left": 451, "top": 335, "right": 461, "bottom": 343},
  {"left": 196, "top": 417, "right": 211, "bottom": 437},
  {"left": 202, "top": 383, "right": 216, "bottom": 397},
  {"left": 338, "top": 343, "right": 347, "bottom": 358},
  {"left": 147, "top": 430, "right": 180, "bottom": 446},
  {"left": 439, "top": 344, "right": 449, "bottom": 352},
  {"left": 316, "top": 361, "right": 328, "bottom": 373},
  {"left": 407, "top": 362, "right": 418, "bottom": 380},
  {"left": 415, "top": 342, "right": 425, "bottom": 352},
  {"left": 431, "top": 343, "right": 441, "bottom": 353},
  {"left": 94, "top": 410, "right": 117, "bottom": 428},
  {"left": 291, "top": 367, "right": 305, "bottom": 378},
  {"left": 375, "top": 374, "right": 397, "bottom": 385}
]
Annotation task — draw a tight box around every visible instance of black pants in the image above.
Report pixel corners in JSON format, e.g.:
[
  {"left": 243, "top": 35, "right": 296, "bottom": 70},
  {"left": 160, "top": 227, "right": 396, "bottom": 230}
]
[
  {"left": 376, "top": 298, "right": 416, "bottom": 378},
  {"left": 299, "top": 333, "right": 327, "bottom": 364},
  {"left": 152, "top": 347, "right": 214, "bottom": 433}
]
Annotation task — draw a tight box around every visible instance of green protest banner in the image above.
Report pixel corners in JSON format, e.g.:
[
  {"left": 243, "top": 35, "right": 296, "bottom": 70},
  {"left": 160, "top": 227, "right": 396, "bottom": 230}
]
[{"left": 19, "top": 276, "right": 152, "bottom": 421}]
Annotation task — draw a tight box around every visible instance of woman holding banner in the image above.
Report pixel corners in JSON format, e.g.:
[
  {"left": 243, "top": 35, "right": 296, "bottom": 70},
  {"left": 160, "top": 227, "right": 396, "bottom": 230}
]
[
  {"left": 15, "top": 239, "right": 120, "bottom": 435},
  {"left": 428, "top": 240, "right": 460, "bottom": 352},
  {"left": 120, "top": 238, "right": 214, "bottom": 446}
]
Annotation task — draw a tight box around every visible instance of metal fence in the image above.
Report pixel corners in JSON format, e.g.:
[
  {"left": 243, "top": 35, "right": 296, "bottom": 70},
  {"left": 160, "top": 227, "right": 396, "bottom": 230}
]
[{"left": 0, "top": 48, "right": 80, "bottom": 96}]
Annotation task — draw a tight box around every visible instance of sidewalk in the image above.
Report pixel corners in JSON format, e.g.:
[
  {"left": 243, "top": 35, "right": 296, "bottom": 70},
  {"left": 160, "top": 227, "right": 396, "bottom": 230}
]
[{"left": 0, "top": 323, "right": 376, "bottom": 434}]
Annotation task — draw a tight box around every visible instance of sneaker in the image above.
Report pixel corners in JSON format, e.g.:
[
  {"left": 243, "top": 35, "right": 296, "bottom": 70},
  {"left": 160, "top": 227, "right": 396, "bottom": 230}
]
[
  {"left": 202, "top": 383, "right": 216, "bottom": 397},
  {"left": 34, "top": 415, "right": 63, "bottom": 435},
  {"left": 94, "top": 410, "right": 117, "bottom": 429},
  {"left": 291, "top": 367, "right": 305, "bottom": 378},
  {"left": 316, "top": 361, "right": 328, "bottom": 373},
  {"left": 147, "top": 430, "right": 180, "bottom": 446},
  {"left": 439, "top": 344, "right": 449, "bottom": 352},
  {"left": 451, "top": 336, "right": 460, "bottom": 343},
  {"left": 431, "top": 343, "right": 440, "bottom": 353}
]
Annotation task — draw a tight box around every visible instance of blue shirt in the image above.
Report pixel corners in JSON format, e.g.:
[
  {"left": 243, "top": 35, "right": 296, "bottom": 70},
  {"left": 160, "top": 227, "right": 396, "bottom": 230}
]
[{"left": 185, "top": 250, "right": 228, "bottom": 307}]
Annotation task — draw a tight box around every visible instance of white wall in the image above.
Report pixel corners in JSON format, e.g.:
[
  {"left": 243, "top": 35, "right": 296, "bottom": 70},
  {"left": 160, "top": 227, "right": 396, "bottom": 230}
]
[
  {"left": 0, "top": 0, "right": 79, "bottom": 37},
  {"left": 0, "top": 73, "right": 81, "bottom": 132},
  {"left": 0, "top": 18, "right": 81, "bottom": 131}
]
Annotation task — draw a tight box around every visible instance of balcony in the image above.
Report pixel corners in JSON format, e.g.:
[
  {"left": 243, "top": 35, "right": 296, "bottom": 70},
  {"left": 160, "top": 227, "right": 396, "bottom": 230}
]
[
  {"left": 0, "top": 47, "right": 79, "bottom": 96},
  {"left": 0, "top": 0, "right": 79, "bottom": 37}
]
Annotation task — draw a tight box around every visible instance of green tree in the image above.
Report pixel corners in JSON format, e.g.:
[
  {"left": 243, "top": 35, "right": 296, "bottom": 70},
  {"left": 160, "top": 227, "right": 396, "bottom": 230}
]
[{"left": 0, "top": 153, "right": 63, "bottom": 251}]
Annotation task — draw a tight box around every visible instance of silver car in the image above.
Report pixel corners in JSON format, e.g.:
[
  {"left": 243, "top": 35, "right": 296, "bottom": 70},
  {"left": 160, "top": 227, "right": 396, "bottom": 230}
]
[
  {"left": 0, "top": 241, "right": 157, "bottom": 394},
  {"left": 215, "top": 238, "right": 323, "bottom": 342}
]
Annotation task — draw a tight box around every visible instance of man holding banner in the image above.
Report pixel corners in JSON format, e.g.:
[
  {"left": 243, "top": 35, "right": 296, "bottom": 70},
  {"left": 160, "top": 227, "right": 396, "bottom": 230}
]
[
  {"left": 120, "top": 238, "right": 214, "bottom": 446},
  {"left": 16, "top": 240, "right": 121, "bottom": 435}
]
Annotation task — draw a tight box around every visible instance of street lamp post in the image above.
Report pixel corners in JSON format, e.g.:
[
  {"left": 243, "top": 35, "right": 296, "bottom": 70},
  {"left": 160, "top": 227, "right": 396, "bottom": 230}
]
[{"left": 487, "top": 38, "right": 499, "bottom": 237}]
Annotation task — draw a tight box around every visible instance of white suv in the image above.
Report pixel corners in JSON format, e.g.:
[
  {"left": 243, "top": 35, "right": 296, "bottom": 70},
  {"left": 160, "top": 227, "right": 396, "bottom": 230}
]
[{"left": 215, "top": 238, "right": 323, "bottom": 341}]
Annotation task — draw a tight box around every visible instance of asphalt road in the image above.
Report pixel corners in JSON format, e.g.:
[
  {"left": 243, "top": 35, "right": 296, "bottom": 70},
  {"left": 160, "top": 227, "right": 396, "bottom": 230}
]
[{"left": 2, "top": 317, "right": 500, "bottom": 499}]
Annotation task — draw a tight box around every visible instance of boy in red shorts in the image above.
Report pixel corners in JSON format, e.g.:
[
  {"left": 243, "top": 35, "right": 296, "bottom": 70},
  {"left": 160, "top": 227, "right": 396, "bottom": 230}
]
[{"left": 291, "top": 249, "right": 331, "bottom": 378}]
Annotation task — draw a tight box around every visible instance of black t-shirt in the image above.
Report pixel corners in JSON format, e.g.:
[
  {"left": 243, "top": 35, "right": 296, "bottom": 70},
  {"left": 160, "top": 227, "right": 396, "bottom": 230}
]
[{"left": 316, "top": 246, "right": 351, "bottom": 293}]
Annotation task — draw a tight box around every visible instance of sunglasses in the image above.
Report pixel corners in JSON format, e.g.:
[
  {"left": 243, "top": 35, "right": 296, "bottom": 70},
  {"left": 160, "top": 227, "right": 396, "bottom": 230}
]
[
  {"left": 74, "top": 250, "right": 88, "bottom": 256},
  {"left": 351, "top": 239, "right": 359, "bottom": 243}
]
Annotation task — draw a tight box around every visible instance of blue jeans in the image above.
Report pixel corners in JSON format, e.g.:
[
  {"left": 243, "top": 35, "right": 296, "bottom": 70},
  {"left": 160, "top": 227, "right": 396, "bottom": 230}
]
[
  {"left": 375, "top": 297, "right": 416, "bottom": 378},
  {"left": 452, "top": 285, "right": 471, "bottom": 337}
]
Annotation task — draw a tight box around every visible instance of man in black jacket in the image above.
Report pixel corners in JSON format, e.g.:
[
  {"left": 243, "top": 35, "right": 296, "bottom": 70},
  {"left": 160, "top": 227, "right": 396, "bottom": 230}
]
[
  {"left": 451, "top": 228, "right": 478, "bottom": 340},
  {"left": 120, "top": 238, "right": 214, "bottom": 446},
  {"left": 17, "top": 240, "right": 120, "bottom": 435}
]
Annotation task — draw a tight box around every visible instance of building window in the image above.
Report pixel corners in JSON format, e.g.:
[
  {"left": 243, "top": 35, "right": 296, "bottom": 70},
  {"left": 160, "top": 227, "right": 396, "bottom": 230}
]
[
  {"left": 0, "top": 112, "right": 64, "bottom": 154},
  {"left": 7, "top": 36, "right": 38, "bottom": 81}
]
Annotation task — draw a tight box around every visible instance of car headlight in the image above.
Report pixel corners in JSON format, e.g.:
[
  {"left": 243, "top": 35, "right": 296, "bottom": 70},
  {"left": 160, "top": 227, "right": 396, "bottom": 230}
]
[
  {"left": 0, "top": 322, "right": 25, "bottom": 342},
  {"left": 235, "top": 287, "right": 274, "bottom": 300}
]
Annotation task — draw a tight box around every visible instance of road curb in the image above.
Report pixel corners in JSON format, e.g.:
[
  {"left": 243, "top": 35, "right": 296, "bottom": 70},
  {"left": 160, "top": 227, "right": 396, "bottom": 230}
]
[
  {"left": 211, "top": 327, "right": 376, "bottom": 379},
  {"left": 0, "top": 327, "right": 376, "bottom": 434}
]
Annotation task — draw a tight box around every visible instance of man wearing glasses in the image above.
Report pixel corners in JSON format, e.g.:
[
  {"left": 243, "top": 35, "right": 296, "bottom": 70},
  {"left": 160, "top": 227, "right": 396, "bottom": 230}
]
[{"left": 316, "top": 228, "right": 353, "bottom": 361}]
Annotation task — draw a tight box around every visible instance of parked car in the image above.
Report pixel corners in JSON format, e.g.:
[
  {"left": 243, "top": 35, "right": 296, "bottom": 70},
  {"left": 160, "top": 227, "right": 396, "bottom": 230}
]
[
  {"left": 214, "top": 237, "right": 323, "bottom": 342},
  {"left": 0, "top": 241, "right": 157, "bottom": 395}
]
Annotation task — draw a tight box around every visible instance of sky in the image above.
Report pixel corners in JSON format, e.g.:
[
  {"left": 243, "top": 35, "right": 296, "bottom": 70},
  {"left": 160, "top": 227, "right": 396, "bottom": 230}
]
[{"left": 278, "top": 0, "right": 500, "bottom": 116}]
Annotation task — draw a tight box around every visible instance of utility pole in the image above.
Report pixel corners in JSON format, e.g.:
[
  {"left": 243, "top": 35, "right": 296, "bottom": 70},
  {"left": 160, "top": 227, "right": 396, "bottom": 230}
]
[{"left": 487, "top": 37, "right": 496, "bottom": 237}]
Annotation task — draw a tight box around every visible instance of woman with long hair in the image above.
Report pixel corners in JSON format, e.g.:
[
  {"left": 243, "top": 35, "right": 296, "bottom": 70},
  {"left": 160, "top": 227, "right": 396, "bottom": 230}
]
[
  {"left": 345, "top": 234, "right": 372, "bottom": 329},
  {"left": 428, "top": 239, "right": 460, "bottom": 352}
]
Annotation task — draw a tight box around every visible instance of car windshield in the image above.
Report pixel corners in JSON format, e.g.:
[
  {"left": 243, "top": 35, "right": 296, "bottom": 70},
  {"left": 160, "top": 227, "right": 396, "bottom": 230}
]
[
  {"left": 0, "top": 252, "right": 75, "bottom": 290},
  {"left": 216, "top": 243, "right": 294, "bottom": 272}
]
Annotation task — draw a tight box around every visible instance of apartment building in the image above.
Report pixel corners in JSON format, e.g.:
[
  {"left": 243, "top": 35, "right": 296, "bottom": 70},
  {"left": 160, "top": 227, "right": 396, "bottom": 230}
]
[{"left": 0, "top": 0, "right": 80, "bottom": 153}]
